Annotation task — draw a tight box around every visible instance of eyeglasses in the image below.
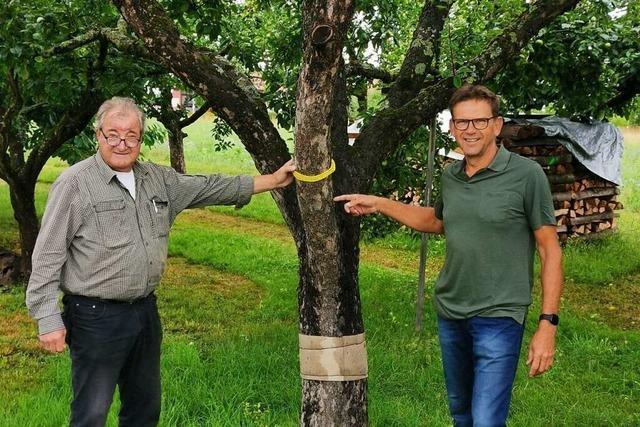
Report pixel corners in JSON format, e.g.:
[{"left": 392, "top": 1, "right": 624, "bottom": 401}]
[
  {"left": 452, "top": 116, "right": 498, "bottom": 131},
  {"left": 99, "top": 128, "right": 140, "bottom": 148}
]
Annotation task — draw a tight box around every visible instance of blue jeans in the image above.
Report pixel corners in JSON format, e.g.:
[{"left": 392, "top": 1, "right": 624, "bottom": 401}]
[
  {"left": 438, "top": 316, "right": 525, "bottom": 427},
  {"left": 62, "top": 293, "right": 162, "bottom": 427}
]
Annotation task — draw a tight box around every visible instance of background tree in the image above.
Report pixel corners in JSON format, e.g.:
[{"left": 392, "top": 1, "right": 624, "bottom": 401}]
[
  {"left": 144, "top": 81, "right": 211, "bottom": 173},
  {"left": 0, "top": 0, "right": 108, "bottom": 275},
  {"left": 0, "top": 0, "right": 168, "bottom": 276}
]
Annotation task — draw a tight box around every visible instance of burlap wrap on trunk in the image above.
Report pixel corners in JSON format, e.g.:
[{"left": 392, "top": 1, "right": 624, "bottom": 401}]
[{"left": 299, "top": 333, "right": 368, "bottom": 381}]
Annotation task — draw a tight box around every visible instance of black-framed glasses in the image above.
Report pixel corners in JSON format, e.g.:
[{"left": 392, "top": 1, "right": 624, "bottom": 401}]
[
  {"left": 452, "top": 116, "right": 497, "bottom": 131},
  {"left": 99, "top": 128, "right": 140, "bottom": 148}
]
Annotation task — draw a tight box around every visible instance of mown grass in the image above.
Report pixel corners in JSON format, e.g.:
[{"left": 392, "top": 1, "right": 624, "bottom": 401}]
[{"left": 0, "top": 123, "right": 638, "bottom": 425}]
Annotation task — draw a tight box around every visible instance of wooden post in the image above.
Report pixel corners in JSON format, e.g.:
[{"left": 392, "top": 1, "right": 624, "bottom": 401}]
[{"left": 416, "top": 117, "right": 437, "bottom": 332}]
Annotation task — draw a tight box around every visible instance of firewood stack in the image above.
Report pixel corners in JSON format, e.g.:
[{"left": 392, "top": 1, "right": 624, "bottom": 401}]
[{"left": 498, "top": 122, "right": 623, "bottom": 242}]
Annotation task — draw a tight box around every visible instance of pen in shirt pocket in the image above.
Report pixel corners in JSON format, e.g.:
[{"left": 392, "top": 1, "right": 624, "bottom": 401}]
[{"left": 151, "top": 197, "right": 168, "bottom": 213}]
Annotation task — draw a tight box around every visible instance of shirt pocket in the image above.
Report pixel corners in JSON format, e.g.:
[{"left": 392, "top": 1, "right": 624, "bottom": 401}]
[
  {"left": 93, "top": 199, "right": 133, "bottom": 248},
  {"left": 148, "top": 196, "right": 170, "bottom": 238},
  {"left": 478, "top": 191, "right": 523, "bottom": 223}
]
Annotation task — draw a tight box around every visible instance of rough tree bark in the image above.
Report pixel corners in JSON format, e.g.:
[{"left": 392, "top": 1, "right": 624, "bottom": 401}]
[
  {"left": 294, "top": 1, "right": 368, "bottom": 425},
  {"left": 8, "top": 178, "right": 38, "bottom": 276},
  {"left": 112, "top": 0, "right": 581, "bottom": 424}
]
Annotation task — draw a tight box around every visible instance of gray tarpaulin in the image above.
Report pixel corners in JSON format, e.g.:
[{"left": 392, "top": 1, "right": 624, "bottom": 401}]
[{"left": 510, "top": 117, "right": 624, "bottom": 185}]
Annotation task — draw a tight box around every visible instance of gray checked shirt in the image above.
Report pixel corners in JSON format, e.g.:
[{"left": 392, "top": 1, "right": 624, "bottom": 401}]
[{"left": 26, "top": 152, "right": 254, "bottom": 335}]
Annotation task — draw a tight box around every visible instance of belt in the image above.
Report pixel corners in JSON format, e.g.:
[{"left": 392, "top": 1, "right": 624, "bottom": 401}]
[{"left": 65, "top": 292, "right": 154, "bottom": 305}]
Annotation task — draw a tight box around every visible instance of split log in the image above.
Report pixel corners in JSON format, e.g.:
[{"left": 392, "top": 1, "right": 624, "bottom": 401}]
[
  {"left": 552, "top": 187, "right": 619, "bottom": 202},
  {"left": 502, "top": 137, "right": 563, "bottom": 147},
  {"left": 568, "top": 211, "right": 618, "bottom": 226},
  {"left": 598, "top": 221, "right": 612, "bottom": 231},
  {"left": 547, "top": 174, "right": 576, "bottom": 185}
]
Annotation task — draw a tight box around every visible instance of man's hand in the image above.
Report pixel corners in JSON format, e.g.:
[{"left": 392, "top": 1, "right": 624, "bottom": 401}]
[
  {"left": 253, "top": 160, "right": 296, "bottom": 193},
  {"left": 526, "top": 322, "right": 556, "bottom": 377},
  {"left": 333, "top": 194, "right": 380, "bottom": 216},
  {"left": 272, "top": 159, "right": 296, "bottom": 188},
  {"left": 39, "top": 329, "right": 67, "bottom": 353}
]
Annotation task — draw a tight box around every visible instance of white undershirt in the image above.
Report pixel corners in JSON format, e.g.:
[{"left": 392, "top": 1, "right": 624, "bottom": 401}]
[{"left": 115, "top": 170, "right": 136, "bottom": 200}]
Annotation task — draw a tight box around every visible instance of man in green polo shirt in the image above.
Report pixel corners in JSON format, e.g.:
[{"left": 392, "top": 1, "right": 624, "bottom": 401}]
[{"left": 335, "top": 85, "right": 562, "bottom": 427}]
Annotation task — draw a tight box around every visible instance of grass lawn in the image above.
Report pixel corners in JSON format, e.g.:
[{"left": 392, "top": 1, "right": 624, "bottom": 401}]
[{"left": 0, "top": 119, "right": 638, "bottom": 426}]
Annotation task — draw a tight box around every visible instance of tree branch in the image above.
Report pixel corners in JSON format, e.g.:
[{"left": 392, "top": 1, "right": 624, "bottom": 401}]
[
  {"left": 43, "top": 23, "right": 152, "bottom": 61},
  {"left": 112, "top": 0, "right": 289, "bottom": 173},
  {"left": 345, "top": 61, "right": 396, "bottom": 83},
  {"left": 5, "top": 70, "right": 26, "bottom": 172},
  {"left": 44, "top": 30, "right": 103, "bottom": 56},
  {"left": 471, "top": 0, "right": 581, "bottom": 83},
  {"left": 179, "top": 100, "right": 211, "bottom": 128},
  {"left": 25, "top": 51, "right": 107, "bottom": 182},
  {"left": 387, "top": 0, "right": 453, "bottom": 107},
  {"left": 604, "top": 71, "right": 640, "bottom": 112}
]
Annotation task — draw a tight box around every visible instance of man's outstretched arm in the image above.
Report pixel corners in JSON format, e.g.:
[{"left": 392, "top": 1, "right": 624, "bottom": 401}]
[{"left": 334, "top": 194, "right": 444, "bottom": 234}]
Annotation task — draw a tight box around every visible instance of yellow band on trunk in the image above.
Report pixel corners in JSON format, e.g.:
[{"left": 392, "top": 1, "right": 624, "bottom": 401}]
[{"left": 293, "top": 159, "right": 336, "bottom": 183}]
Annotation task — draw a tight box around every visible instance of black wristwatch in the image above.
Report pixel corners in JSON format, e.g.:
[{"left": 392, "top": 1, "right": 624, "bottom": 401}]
[{"left": 539, "top": 313, "right": 559, "bottom": 326}]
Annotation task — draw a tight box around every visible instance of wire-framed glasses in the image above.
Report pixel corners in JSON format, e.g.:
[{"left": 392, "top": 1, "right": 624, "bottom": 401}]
[{"left": 99, "top": 128, "right": 140, "bottom": 148}]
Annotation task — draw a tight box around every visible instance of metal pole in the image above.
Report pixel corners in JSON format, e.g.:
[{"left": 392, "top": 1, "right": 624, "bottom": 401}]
[{"left": 416, "top": 117, "right": 437, "bottom": 332}]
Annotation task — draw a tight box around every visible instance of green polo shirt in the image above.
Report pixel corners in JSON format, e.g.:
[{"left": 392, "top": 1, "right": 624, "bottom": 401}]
[{"left": 434, "top": 145, "right": 555, "bottom": 324}]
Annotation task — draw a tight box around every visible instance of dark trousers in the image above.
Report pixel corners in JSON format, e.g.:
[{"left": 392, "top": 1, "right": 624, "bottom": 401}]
[
  {"left": 438, "top": 316, "right": 525, "bottom": 427},
  {"left": 62, "top": 293, "right": 162, "bottom": 427}
]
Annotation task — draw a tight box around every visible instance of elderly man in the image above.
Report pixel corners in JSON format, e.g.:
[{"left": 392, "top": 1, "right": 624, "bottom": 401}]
[
  {"left": 335, "top": 85, "right": 563, "bottom": 427},
  {"left": 26, "top": 97, "right": 295, "bottom": 427}
]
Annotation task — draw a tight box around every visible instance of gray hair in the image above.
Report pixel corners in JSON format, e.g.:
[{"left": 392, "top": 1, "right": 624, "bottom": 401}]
[{"left": 94, "top": 97, "right": 146, "bottom": 135}]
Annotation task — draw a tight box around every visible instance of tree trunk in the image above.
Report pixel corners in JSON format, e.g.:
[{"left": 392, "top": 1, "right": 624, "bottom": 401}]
[
  {"left": 295, "top": 1, "right": 365, "bottom": 425},
  {"left": 168, "top": 126, "right": 186, "bottom": 174},
  {"left": 8, "top": 177, "right": 38, "bottom": 277}
]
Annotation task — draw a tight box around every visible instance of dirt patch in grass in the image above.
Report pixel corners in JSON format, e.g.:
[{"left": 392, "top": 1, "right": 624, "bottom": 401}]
[
  {"left": 158, "top": 257, "right": 265, "bottom": 338},
  {"left": 563, "top": 274, "right": 640, "bottom": 331}
]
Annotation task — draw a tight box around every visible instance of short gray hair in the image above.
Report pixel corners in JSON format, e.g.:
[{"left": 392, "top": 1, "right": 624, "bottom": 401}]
[{"left": 94, "top": 97, "right": 146, "bottom": 135}]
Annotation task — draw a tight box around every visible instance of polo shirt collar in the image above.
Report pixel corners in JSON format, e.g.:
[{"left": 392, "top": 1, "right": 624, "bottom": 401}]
[
  {"left": 454, "top": 144, "right": 511, "bottom": 178},
  {"left": 487, "top": 144, "right": 511, "bottom": 172}
]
